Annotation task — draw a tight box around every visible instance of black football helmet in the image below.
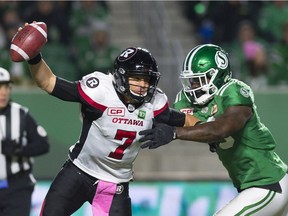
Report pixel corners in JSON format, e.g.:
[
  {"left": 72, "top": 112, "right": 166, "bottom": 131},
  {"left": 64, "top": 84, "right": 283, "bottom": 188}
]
[{"left": 113, "top": 47, "right": 160, "bottom": 103}]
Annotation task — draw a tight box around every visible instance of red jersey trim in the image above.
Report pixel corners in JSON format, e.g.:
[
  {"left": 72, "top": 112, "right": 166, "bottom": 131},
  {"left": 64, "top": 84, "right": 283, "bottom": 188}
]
[
  {"left": 78, "top": 83, "right": 107, "bottom": 112},
  {"left": 154, "top": 102, "right": 169, "bottom": 117}
]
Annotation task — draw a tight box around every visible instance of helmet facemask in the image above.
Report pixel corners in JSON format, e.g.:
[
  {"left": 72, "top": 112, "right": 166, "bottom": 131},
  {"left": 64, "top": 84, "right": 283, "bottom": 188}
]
[
  {"left": 180, "top": 68, "right": 219, "bottom": 105},
  {"left": 114, "top": 67, "right": 160, "bottom": 103}
]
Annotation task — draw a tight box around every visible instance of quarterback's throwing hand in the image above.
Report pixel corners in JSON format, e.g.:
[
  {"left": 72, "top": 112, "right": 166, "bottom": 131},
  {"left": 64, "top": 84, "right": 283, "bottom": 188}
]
[{"left": 139, "top": 119, "right": 177, "bottom": 149}]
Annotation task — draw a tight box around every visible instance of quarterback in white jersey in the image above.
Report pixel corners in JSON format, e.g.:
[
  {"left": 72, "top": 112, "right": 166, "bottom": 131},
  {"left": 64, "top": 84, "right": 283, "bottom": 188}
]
[
  {"left": 72, "top": 71, "right": 169, "bottom": 183},
  {"left": 25, "top": 43, "right": 199, "bottom": 216}
]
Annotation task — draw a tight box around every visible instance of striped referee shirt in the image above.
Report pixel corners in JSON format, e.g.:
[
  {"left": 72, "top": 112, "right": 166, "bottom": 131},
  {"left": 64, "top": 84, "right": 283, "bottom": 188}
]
[{"left": 0, "top": 102, "right": 49, "bottom": 180}]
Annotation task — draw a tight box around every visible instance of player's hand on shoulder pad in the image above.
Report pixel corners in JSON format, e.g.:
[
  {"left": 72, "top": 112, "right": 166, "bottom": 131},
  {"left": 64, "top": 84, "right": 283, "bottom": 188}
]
[{"left": 139, "top": 119, "right": 177, "bottom": 149}]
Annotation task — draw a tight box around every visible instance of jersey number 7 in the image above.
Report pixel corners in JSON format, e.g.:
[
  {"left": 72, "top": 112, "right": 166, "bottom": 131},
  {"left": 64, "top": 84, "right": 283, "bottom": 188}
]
[{"left": 108, "top": 129, "right": 137, "bottom": 160}]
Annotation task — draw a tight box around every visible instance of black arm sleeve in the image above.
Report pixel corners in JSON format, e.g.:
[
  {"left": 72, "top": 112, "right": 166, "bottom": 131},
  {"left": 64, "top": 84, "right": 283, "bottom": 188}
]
[
  {"left": 21, "top": 112, "right": 50, "bottom": 157},
  {"left": 155, "top": 107, "right": 185, "bottom": 127},
  {"left": 167, "top": 108, "right": 186, "bottom": 126},
  {"left": 50, "top": 77, "right": 80, "bottom": 102}
]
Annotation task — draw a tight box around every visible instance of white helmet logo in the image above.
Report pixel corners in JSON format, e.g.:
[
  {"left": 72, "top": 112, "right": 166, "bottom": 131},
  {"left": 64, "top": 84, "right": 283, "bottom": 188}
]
[
  {"left": 118, "top": 48, "right": 137, "bottom": 62},
  {"left": 215, "top": 51, "right": 228, "bottom": 69}
]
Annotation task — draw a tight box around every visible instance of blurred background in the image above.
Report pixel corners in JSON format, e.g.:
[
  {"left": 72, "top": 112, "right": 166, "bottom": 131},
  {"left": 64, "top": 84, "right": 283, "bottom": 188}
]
[{"left": 1, "top": 1, "right": 288, "bottom": 215}]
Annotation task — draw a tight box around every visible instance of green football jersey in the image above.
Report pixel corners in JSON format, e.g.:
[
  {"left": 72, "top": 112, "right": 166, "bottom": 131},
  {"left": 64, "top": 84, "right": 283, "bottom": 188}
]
[{"left": 174, "top": 79, "right": 288, "bottom": 190}]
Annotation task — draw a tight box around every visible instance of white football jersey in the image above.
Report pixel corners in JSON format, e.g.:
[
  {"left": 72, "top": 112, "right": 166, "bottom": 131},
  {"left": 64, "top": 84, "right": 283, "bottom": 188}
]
[{"left": 70, "top": 72, "right": 168, "bottom": 183}]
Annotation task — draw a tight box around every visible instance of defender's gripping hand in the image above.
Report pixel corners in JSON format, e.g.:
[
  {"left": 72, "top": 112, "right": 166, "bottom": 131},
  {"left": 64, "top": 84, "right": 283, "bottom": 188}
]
[
  {"left": 1, "top": 139, "right": 23, "bottom": 156},
  {"left": 139, "top": 119, "right": 177, "bottom": 149}
]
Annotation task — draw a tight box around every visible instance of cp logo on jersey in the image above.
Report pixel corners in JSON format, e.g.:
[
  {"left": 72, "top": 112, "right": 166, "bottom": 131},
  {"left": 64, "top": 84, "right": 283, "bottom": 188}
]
[
  {"left": 180, "top": 108, "right": 194, "bottom": 114},
  {"left": 86, "top": 77, "right": 99, "bottom": 88},
  {"left": 108, "top": 107, "right": 125, "bottom": 116},
  {"left": 118, "top": 47, "right": 137, "bottom": 62}
]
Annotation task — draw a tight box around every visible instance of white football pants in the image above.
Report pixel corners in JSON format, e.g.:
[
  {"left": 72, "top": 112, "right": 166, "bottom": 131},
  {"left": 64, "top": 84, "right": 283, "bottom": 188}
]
[{"left": 214, "top": 173, "right": 288, "bottom": 216}]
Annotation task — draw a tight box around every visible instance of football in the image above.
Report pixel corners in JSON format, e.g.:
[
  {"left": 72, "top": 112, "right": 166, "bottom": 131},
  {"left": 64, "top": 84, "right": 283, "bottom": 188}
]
[{"left": 10, "top": 22, "right": 47, "bottom": 62}]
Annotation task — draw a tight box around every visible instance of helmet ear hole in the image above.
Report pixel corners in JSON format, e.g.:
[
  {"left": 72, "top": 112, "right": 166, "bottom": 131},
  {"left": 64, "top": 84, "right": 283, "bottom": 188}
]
[
  {"left": 119, "top": 68, "right": 126, "bottom": 75},
  {"left": 113, "top": 47, "right": 160, "bottom": 103}
]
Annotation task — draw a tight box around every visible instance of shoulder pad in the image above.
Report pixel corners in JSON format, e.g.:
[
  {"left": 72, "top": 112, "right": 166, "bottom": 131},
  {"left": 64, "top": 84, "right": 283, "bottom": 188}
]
[{"left": 156, "top": 88, "right": 164, "bottom": 94}]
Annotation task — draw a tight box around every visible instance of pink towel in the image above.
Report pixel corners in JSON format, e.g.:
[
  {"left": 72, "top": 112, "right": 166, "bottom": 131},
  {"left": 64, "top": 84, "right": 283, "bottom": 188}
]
[{"left": 92, "top": 180, "right": 117, "bottom": 216}]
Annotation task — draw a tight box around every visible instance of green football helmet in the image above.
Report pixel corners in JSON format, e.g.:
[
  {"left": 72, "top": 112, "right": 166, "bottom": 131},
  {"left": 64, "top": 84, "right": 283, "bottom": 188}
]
[{"left": 180, "top": 44, "right": 232, "bottom": 105}]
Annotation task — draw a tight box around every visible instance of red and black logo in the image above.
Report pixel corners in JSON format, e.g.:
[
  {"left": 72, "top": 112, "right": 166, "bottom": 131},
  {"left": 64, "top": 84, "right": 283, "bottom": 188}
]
[{"left": 107, "top": 107, "right": 125, "bottom": 116}]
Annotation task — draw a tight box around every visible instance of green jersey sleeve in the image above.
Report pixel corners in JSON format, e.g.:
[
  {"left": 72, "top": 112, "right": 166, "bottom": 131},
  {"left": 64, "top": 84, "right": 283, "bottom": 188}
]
[
  {"left": 173, "top": 90, "right": 194, "bottom": 114},
  {"left": 216, "top": 79, "right": 254, "bottom": 110}
]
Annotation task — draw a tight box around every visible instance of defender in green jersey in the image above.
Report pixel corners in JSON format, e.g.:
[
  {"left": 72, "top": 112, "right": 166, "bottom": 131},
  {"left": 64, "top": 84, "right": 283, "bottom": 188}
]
[{"left": 140, "top": 44, "right": 288, "bottom": 216}]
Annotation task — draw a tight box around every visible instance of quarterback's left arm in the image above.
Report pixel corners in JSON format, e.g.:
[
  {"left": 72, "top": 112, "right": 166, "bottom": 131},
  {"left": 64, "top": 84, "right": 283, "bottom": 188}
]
[
  {"left": 167, "top": 108, "right": 201, "bottom": 127},
  {"left": 155, "top": 108, "right": 200, "bottom": 127},
  {"left": 184, "top": 113, "right": 201, "bottom": 127}
]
